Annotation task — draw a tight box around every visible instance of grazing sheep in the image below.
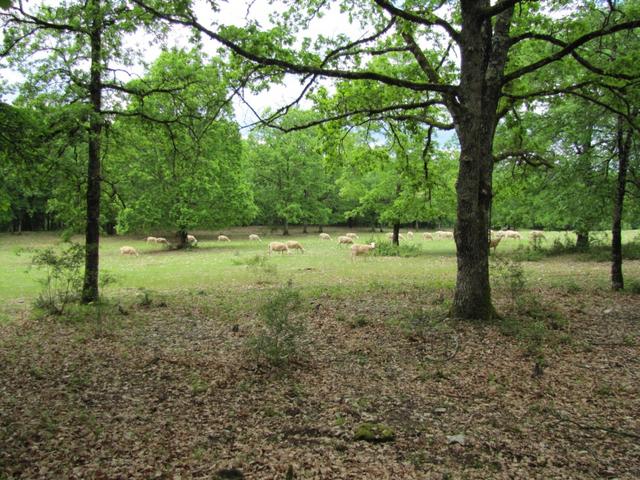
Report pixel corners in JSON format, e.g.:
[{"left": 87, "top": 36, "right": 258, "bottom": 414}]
[
  {"left": 491, "top": 230, "right": 504, "bottom": 239},
  {"left": 338, "top": 235, "right": 354, "bottom": 245},
  {"left": 155, "top": 237, "right": 170, "bottom": 246},
  {"left": 351, "top": 242, "right": 376, "bottom": 260},
  {"left": 346, "top": 232, "right": 359, "bottom": 239},
  {"left": 146, "top": 236, "right": 157, "bottom": 243},
  {"left": 218, "top": 235, "right": 230, "bottom": 242},
  {"left": 529, "top": 230, "right": 546, "bottom": 241},
  {"left": 504, "top": 230, "right": 522, "bottom": 240},
  {"left": 187, "top": 234, "right": 198, "bottom": 245},
  {"left": 407, "top": 231, "right": 414, "bottom": 239},
  {"left": 489, "top": 236, "right": 502, "bottom": 254},
  {"left": 386, "top": 232, "right": 406, "bottom": 241},
  {"left": 249, "top": 234, "right": 262, "bottom": 242},
  {"left": 319, "top": 233, "right": 332, "bottom": 240},
  {"left": 422, "top": 232, "right": 433, "bottom": 240},
  {"left": 435, "top": 231, "right": 454, "bottom": 239},
  {"left": 286, "top": 240, "right": 305, "bottom": 253},
  {"left": 120, "top": 246, "right": 139, "bottom": 256},
  {"left": 268, "top": 241, "right": 290, "bottom": 255}
]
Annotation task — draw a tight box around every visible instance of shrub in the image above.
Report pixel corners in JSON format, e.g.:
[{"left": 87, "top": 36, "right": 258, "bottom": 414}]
[
  {"left": 248, "top": 281, "right": 306, "bottom": 367},
  {"left": 30, "top": 243, "right": 85, "bottom": 315}
]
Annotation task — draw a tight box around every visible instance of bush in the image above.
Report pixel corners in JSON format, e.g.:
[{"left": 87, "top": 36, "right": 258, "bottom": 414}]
[
  {"left": 248, "top": 281, "right": 306, "bottom": 367},
  {"left": 30, "top": 243, "right": 85, "bottom": 315},
  {"left": 372, "top": 241, "right": 422, "bottom": 257},
  {"left": 490, "top": 256, "right": 526, "bottom": 307}
]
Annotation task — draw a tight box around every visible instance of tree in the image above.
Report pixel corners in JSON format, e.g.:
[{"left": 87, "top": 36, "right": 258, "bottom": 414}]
[
  {"left": 2, "top": 0, "right": 160, "bottom": 302},
  {"left": 108, "top": 49, "right": 256, "bottom": 244},
  {"left": 136, "top": 0, "right": 640, "bottom": 320},
  {"left": 247, "top": 109, "right": 332, "bottom": 235}
]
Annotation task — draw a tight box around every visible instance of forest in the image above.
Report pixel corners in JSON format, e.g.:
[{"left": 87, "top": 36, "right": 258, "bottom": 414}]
[{"left": 1, "top": 1, "right": 640, "bottom": 478}]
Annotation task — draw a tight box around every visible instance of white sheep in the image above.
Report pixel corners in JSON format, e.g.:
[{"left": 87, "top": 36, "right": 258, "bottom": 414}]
[
  {"left": 337, "top": 235, "right": 354, "bottom": 245},
  {"left": 504, "top": 230, "right": 522, "bottom": 240},
  {"left": 435, "top": 231, "right": 454, "bottom": 239},
  {"left": 346, "top": 232, "right": 359, "bottom": 239},
  {"left": 155, "top": 237, "right": 170, "bottom": 245},
  {"left": 489, "top": 236, "right": 502, "bottom": 254},
  {"left": 145, "top": 236, "right": 157, "bottom": 243},
  {"left": 218, "top": 234, "right": 230, "bottom": 242},
  {"left": 529, "top": 230, "right": 546, "bottom": 241},
  {"left": 351, "top": 242, "right": 376, "bottom": 260},
  {"left": 407, "top": 231, "right": 414, "bottom": 239},
  {"left": 422, "top": 232, "right": 433, "bottom": 240},
  {"left": 187, "top": 234, "right": 198, "bottom": 245},
  {"left": 387, "top": 232, "right": 406, "bottom": 241},
  {"left": 319, "top": 233, "right": 332, "bottom": 240},
  {"left": 120, "top": 246, "right": 139, "bottom": 256},
  {"left": 249, "top": 234, "right": 262, "bottom": 242},
  {"left": 286, "top": 240, "right": 305, "bottom": 253},
  {"left": 268, "top": 241, "right": 290, "bottom": 255}
]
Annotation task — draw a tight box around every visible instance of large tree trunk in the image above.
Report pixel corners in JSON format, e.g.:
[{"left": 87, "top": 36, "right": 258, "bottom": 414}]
[
  {"left": 318, "top": 224, "right": 324, "bottom": 233},
  {"left": 302, "top": 223, "right": 308, "bottom": 234},
  {"left": 81, "top": 0, "right": 103, "bottom": 304},
  {"left": 448, "top": 1, "right": 512, "bottom": 321},
  {"left": 282, "top": 218, "right": 289, "bottom": 236},
  {"left": 612, "top": 115, "right": 632, "bottom": 291},
  {"left": 452, "top": 139, "right": 494, "bottom": 321}
]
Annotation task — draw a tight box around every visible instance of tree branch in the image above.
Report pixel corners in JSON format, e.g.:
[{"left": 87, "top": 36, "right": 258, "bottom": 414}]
[
  {"left": 372, "top": 0, "right": 461, "bottom": 44},
  {"left": 132, "top": 1, "right": 456, "bottom": 95},
  {"left": 503, "top": 19, "right": 640, "bottom": 85}
]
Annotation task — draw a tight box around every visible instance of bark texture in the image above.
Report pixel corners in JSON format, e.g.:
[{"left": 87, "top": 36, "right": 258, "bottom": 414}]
[{"left": 81, "top": 0, "right": 103, "bottom": 304}]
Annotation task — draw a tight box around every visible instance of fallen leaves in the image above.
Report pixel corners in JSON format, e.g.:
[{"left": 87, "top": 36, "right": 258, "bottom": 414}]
[{"left": 0, "top": 285, "right": 638, "bottom": 479}]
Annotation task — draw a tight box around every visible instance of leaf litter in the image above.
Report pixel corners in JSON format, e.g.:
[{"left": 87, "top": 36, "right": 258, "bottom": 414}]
[{"left": 0, "top": 285, "right": 638, "bottom": 479}]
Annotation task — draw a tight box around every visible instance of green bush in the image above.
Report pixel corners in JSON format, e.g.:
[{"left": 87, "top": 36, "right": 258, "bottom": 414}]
[
  {"left": 30, "top": 243, "right": 85, "bottom": 315},
  {"left": 248, "top": 281, "right": 306, "bottom": 367}
]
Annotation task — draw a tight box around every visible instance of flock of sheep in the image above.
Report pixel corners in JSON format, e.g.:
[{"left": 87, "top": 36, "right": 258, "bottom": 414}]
[{"left": 119, "top": 228, "right": 545, "bottom": 258}]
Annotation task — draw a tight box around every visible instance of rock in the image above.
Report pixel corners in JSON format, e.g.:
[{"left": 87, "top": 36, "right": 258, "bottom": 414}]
[
  {"left": 446, "top": 433, "right": 466, "bottom": 445},
  {"left": 353, "top": 423, "right": 395, "bottom": 443},
  {"left": 434, "top": 408, "right": 447, "bottom": 415}
]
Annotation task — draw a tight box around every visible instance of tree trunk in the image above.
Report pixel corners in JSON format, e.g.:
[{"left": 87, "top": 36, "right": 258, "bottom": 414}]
[
  {"left": 347, "top": 217, "right": 353, "bottom": 229},
  {"left": 612, "top": 115, "right": 631, "bottom": 291},
  {"left": 576, "top": 232, "right": 589, "bottom": 251},
  {"left": 392, "top": 222, "right": 400, "bottom": 246},
  {"left": 447, "top": 1, "right": 512, "bottom": 321},
  {"left": 81, "top": 0, "right": 103, "bottom": 304},
  {"left": 177, "top": 229, "right": 188, "bottom": 249},
  {"left": 302, "top": 223, "right": 308, "bottom": 234},
  {"left": 318, "top": 224, "right": 324, "bottom": 233},
  {"left": 283, "top": 219, "right": 289, "bottom": 236}
]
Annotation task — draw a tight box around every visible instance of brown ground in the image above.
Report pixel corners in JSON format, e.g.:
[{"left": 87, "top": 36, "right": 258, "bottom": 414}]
[{"left": 1, "top": 286, "right": 639, "bottom": 479}]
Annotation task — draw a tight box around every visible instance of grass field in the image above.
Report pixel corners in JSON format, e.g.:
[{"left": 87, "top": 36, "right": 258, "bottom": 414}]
[
  {"left": 2, "top": 227, "right": 639, "bottom": 317},
  {"left": 1, "top": 228, "right": 639, "bottom": 478}
]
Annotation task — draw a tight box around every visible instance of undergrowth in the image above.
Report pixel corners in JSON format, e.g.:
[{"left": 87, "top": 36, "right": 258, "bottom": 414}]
[{"left": 247, "top": 281, "right": 306, "bottom": 367}]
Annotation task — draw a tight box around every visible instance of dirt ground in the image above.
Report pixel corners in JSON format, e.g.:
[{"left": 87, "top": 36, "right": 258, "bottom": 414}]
[{"left": 1, "top": 286, "right": 639, "bottom": 479}]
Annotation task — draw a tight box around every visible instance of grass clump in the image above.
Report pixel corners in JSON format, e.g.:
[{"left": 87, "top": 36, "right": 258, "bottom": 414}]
[
  {"left": 373, "top": 241, "right": 422, "bottom": 257},
  {"left": 248, "top": 281, "right": 306, "bottom": 367}
]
